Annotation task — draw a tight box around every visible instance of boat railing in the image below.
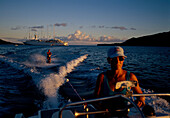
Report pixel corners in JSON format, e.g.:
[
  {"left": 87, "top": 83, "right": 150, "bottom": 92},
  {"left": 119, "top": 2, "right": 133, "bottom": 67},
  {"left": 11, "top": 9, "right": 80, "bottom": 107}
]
[
  {"left": 59, "top": 93, "right": 170, "bottom": 118},
  {"left": 132, "top": 93, "right": 170, "bottom": 97},
  {"left": 59, "top": 94, "right": 141, "bottom": 118}
]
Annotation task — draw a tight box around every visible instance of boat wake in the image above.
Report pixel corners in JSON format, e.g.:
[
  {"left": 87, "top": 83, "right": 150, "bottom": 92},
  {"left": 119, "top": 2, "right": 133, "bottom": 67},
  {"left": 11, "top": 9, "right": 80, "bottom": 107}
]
[
  {"left": 143, "top": 89, "right": 169, "bottom": 115},
  {"left": 0, "top": 55, "right": 37, "bottom": 75},
  {"left": 0, "top": 53, "right": 169, "bottom": 117},
  {"left": 40, "top": 54, "right": 88, "bottom": 109}
]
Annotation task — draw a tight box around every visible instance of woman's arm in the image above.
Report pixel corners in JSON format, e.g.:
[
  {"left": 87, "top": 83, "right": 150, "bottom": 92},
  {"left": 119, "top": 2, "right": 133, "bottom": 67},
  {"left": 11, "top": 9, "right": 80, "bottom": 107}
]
[
  {"left": 130, "top": 73, "right": 145, "bottom": 107},
  {"left": 94, "top": 73, "right": 104, "bottom": 98}
]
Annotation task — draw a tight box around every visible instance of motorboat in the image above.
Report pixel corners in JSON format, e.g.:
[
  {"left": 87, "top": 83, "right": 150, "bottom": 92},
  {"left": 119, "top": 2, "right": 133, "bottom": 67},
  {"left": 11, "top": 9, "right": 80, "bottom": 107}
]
[{"left": 15, "top": 81, "right": 170, "bottom": 118}]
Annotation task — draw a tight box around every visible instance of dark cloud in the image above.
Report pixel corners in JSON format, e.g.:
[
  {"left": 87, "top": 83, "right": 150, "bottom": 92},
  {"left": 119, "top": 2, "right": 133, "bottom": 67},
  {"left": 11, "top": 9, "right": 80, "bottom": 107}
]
[
  {"left": 99, "top": 25, "right": 105, "bottom": 28},
  {"left": 111, "top": 26, "right": 127, "bottom": 30},
  {"left": 61, "top": 23, "right": 67, "bottom": 27},
  {"left": 54, "top": 23, "right": 67, "bottom": 27},
  {"left": 130, "top": 28, "right": 136, "bottom": 30},
  {"left": 30, "top": 26, "right": 44, "bottom": 29},
  {"left": 11, "top": 25, "right": 44, "bottom": 30},
  {"left": 28, "top": 25, "right": 44, "bottom": 32},
  {"left": 90, "top": 25, "right": 136, "bottom": 31},
  {"left": 79, "top": 26, "right": 83, "bottom": 29}
]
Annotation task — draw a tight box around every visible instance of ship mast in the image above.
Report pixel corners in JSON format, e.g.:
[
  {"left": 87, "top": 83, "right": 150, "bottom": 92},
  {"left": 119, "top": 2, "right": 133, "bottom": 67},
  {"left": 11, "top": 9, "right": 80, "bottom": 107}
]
[
  {"left": 47, "top": 25, "right": 49, "bottom": 40},
  {"left": 53, "top": 24, "right": 55, "bottom": 40},
  {"left": 29, "top": 27, "right": 31, "bottom": 40}
]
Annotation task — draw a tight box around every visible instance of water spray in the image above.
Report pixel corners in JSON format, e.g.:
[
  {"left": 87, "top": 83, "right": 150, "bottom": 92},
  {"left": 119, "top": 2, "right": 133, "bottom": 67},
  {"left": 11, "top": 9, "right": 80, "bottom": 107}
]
[{"left": 41, "top": 54, "right": 88, "bottom": 108}]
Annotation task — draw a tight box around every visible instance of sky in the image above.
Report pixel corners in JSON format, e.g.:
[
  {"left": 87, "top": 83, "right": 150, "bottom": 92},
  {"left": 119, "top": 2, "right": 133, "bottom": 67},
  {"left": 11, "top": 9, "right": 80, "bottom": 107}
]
[{"left": 0, "top": 0, "right": 170, "bottom": 45}]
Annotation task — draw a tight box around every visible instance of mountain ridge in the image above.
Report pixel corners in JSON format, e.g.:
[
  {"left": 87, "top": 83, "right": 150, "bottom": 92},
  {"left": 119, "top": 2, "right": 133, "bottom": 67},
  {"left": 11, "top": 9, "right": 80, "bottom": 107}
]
[{"left": 97, "top": 31, "right": 170, "bottom": 47}]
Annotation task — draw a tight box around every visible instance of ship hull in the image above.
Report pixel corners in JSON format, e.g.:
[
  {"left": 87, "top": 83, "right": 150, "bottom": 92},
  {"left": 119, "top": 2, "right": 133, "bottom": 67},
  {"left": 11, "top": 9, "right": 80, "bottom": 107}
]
[{"left": 23, "top": 40, "right": 68, "bottom": 46}]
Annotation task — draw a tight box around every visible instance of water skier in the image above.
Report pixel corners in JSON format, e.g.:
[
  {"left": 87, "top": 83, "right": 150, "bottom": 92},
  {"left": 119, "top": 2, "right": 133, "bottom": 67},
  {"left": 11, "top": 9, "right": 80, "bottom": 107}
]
[{"left": 47, "top": 49, "right": 52, "bottom": 63}]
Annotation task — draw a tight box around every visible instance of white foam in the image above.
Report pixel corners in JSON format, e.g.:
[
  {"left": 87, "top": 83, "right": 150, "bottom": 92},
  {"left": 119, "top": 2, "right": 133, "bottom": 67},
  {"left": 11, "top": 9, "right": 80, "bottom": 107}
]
[
  {"left": 0, "top": 54, "right": 44, "bottom": 84},
  {"left": 0, "top": 55, "right": 38, "bottom": 74},
  {"left": 143, "top": 89, "right": 170, "bottom": 115},
  {"left": 40, "top": 54, "right": 88, "bottom": 109},
  {"left": 23, "top": 53, "right": 58, "bottom": 68}
]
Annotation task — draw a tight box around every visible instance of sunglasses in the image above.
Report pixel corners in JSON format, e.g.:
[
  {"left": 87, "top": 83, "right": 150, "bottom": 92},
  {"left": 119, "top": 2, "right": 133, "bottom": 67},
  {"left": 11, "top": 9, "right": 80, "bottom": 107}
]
[{"left": 110, "top": 56, "right": 125, "bottom": 62}]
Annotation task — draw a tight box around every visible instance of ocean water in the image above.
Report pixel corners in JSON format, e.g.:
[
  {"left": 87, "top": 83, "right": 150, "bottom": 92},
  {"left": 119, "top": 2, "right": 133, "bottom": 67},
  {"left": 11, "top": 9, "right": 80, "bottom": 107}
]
[{"left": 0, "top": 45, "right": 169, "bottom": 117}]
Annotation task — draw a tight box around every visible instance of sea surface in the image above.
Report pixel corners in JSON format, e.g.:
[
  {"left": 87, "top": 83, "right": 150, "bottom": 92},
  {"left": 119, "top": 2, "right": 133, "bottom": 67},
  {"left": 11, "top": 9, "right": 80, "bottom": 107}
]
[{"left": 0, "top": 45, "right": 169, "bottom": 117}]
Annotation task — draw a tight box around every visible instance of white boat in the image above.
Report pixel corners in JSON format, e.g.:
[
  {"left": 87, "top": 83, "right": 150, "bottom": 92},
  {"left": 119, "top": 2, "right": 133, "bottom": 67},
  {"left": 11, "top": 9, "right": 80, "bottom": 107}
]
[
  {"left": 24, "top": 38, "right": 68, "bottom": 46},
  {"left": 15, "top": 81, "right": 170, "bottom": 118},
  {"left": 23, "top": 35, "right": 68, "bottom": 46},
  {"left": 24, "top": 24, "right": 68, "bottom": 46}
]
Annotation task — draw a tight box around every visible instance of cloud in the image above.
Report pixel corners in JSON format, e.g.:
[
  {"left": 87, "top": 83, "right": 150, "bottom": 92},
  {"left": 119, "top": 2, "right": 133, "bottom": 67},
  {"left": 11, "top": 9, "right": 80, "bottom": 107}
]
[
  {"left": 90, "top": 25, "right": 136, "bottom": 31},
  {"left": 79, "top": 26, "right": 83, "bottom": 29},
  {"left": 11, "top": 23, "right": 67, "bottom": 33},
  {"left": 99, "top": 25, "right": 105, "bottom": 28},
  {"left": 31, "top": 29, "right": 37, "bottom": 31},
  {"left": 27, "top": 25, "right": 44, "bottom": 32},
  {"left": 11, "top": 25, "right": 44, "bottom": 31},
  {"left": 67, "top": 30, "right": 95, "bottom": 41},
  {"left": 98, "top": 35, "right": 125, "bottom": 42},
  {"left": 54, "top": 23, "right": 67, "bottom": 27},
  {"left": 30, "top": 25, "right": 44, "bottom": 29},
  {"left": 61, "top": 30, "right": 125, "bottom": 42},
  {"left": 11, "top": 26, "right": 21, "bottom": 30},
  {"left": 130, "top": 28, "right": 136, "bottom": 30},
  {"left": 111, "top": 26, "right": 127, "bottom": 30}
]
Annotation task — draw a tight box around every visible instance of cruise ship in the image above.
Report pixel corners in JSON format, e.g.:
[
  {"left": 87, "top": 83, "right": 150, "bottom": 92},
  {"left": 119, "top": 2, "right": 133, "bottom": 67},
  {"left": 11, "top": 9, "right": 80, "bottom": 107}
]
[{"left": 23, "top": 35, "right": 68, "bottom": 46}]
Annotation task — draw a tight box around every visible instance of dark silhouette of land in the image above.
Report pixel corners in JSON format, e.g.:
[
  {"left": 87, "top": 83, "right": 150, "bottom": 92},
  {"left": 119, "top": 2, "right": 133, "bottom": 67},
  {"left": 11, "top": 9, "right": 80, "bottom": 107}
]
[
  {"left": 0, "top": 39, "right": 22, "bottom": 45},
  {"left": 98, "top": 31, "right": 170, "bottom": 47}
]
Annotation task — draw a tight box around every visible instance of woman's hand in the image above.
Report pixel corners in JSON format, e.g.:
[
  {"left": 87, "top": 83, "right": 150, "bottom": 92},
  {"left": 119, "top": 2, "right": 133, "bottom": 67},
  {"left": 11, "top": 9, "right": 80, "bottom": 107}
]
[{"left": 136, "top": 96, "right": 145, "bottom": 107}]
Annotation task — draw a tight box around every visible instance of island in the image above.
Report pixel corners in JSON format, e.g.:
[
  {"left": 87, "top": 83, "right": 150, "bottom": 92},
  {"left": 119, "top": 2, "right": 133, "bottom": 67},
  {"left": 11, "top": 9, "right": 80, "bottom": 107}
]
[
  {"left": 0, "top": 39, "right": 23, "bottom": 45},
  {"left": 97, "top": 31, "right": 170, "bottom": 47}
]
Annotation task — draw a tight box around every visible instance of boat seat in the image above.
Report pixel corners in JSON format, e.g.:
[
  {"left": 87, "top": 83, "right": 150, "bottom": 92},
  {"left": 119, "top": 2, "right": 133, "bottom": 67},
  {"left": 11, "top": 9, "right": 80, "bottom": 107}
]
[{"left": 52, "top": 110, "right": 75, "bottom": 118}]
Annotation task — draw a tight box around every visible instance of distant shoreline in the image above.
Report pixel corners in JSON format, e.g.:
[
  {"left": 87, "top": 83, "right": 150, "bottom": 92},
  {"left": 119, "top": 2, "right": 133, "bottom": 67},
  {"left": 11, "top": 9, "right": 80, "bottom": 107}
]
[
  {"left": 1, "top": 31, "right": 170, "bottom": 47},
  {"left": 97, "top": 31, "right": 170, "bottom": 47},
  {"left": 0, "top": 39, "right": 23, "bottom": 45}
]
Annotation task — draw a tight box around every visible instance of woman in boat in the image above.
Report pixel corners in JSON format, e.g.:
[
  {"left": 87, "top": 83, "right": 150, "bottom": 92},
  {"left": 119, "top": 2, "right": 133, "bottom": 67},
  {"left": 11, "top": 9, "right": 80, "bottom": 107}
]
[{"left": 94, "top": 46, "right": 145, "bottom": 117}]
